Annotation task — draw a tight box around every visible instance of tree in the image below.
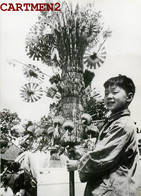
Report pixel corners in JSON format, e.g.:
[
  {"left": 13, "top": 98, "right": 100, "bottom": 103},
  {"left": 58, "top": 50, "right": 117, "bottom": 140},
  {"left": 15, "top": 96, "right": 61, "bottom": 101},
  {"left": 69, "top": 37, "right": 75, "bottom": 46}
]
[{"left": 0, "top": 108, "right": 21, "bottom": 140}]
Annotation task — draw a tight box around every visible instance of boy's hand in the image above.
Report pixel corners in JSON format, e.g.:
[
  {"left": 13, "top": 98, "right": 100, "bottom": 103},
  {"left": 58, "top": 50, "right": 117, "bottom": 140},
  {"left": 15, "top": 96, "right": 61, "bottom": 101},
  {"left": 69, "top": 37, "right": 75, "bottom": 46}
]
[{"left": 66, "top": 160, "right": 78, "bottom": 172}]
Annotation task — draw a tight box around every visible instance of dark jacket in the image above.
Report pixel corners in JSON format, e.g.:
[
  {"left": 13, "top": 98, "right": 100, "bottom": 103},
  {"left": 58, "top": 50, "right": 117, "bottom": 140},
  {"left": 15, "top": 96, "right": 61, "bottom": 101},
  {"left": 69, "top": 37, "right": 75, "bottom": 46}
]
[{"left": 78, "top": 109, "right": 141, "bottom": 196}]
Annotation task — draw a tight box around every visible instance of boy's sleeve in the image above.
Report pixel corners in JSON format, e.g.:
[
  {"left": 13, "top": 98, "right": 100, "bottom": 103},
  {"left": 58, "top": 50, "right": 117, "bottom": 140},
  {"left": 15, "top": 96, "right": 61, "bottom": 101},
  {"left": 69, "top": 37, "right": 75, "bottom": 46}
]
[{"left": 78, "top": 122, "right": 132, "bottom": 182}]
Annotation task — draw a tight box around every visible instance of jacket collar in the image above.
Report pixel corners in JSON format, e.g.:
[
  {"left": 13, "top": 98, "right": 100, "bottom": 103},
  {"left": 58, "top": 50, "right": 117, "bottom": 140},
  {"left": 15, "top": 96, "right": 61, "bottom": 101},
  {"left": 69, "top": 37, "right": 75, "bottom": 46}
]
[{"left": 106, "top": 109, "right": 130, "bottom": 123}]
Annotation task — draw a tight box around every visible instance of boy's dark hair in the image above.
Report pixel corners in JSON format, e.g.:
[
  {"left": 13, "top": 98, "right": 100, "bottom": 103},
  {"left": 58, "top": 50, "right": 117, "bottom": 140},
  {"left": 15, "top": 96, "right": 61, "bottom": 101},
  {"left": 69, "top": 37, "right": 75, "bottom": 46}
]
[{"left": 104, "top": 75, "right": 135, "bottom": 97}]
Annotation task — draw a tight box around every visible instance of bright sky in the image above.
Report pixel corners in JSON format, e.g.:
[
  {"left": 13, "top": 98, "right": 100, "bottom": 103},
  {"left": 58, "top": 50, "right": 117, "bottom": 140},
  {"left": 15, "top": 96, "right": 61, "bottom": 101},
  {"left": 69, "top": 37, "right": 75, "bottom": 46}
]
[{"left": 0, "top": 0, "right": 141, "bottom": 128}]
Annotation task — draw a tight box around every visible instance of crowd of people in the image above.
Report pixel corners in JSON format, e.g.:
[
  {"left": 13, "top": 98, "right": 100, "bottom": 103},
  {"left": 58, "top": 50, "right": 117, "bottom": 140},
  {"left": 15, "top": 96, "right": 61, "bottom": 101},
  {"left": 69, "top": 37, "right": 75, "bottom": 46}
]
[{"left": 0, "top": 111, "right": 99, "bottom": 196}]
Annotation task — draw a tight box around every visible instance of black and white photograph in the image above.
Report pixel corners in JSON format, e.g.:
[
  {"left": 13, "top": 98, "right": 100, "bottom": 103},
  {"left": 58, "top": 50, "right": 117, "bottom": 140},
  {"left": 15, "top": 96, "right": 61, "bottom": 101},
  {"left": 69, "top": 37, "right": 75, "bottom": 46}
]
[{"left": 0, "top": 0, "right": 141, "bottom": 196}]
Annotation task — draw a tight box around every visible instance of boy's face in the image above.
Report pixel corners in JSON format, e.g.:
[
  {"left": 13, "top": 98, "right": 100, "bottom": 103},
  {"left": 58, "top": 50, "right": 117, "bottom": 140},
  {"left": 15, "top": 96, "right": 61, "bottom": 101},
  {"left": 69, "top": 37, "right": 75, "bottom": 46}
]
[{"left": 104, "top": 85, "right": 131, "bottom": 113}]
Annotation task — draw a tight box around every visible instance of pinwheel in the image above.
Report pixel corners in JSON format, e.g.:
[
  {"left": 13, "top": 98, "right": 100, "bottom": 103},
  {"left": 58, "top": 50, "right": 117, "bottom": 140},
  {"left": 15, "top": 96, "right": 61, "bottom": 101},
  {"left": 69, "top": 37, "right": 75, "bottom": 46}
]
[
  {"left": 20, "top": 83, "right": 43, "bottom": 102},
  {"left": 22, "top": 64, "right": 44, "bottom": 83},
  {"left": 83, "top": 44, "right": 106, "bottom": 69}
]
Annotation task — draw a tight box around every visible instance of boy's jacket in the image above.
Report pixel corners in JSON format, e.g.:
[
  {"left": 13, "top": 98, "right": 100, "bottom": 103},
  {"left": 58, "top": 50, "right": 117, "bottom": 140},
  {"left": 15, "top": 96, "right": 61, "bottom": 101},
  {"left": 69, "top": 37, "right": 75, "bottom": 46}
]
[{"left": 78, "top": 109, "right": 141, "bottom": 196}]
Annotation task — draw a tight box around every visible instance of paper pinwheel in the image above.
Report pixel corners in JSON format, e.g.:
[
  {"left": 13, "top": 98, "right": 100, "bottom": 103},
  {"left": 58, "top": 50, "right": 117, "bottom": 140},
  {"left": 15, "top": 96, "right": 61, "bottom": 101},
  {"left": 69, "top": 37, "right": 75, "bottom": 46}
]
[
  {"left": 20, "top": 83, "right": 43, "bottom": 102},
  {"left": 23, "top": 64, "right": 44, "bottom": 83},
  {"left": 83, "top": 44, "right": 106, "bottom": 69}
]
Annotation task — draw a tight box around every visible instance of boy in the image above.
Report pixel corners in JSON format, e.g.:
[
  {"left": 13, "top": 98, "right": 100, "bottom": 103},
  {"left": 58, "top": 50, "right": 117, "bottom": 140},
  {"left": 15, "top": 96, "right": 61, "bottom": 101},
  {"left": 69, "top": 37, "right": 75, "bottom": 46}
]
[{"left": 67, "top": 75, "right": 141, "bottom": 196}]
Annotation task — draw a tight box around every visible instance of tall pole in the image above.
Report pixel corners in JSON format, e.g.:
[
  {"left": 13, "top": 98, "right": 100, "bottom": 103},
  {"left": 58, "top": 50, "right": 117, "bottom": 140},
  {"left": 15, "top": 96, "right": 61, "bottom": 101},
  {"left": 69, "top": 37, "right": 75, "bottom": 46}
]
[{"left": 69, "top": 171, "right": 75, "bottom": 196}]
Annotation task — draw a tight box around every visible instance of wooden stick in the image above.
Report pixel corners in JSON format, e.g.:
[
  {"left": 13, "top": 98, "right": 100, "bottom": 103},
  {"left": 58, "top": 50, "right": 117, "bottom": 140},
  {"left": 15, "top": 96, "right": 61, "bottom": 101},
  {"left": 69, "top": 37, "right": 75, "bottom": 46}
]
[{"left": 69, "top": 171, "right": 75, "bottom": 196}]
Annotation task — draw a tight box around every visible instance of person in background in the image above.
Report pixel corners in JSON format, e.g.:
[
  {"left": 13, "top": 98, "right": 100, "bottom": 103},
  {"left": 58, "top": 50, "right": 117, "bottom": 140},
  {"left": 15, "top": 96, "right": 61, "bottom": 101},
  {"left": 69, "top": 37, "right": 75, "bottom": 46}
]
[
  {"left": 0, "top": 140, "right": 8, "bottom": 173},
  {"left": 67, "top": 75, "right": 141, "bottom": 196}
]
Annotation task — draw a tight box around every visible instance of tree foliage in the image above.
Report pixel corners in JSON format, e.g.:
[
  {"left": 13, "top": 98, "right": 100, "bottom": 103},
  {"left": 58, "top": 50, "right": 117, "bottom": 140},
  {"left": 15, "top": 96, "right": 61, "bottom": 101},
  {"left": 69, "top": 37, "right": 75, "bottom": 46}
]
[
  {"left": 0, "top": 109, "right": 21, "bottom": 140},
  {"left": 84, "top": 97, "right": 106, "bottom": 121}
]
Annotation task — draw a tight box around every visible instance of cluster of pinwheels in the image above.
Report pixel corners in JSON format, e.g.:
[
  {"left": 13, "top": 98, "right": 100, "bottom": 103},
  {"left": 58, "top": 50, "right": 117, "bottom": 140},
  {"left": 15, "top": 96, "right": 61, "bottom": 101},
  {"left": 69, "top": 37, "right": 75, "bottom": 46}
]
[
  {"left": 20, "top": 64, "right": 45, "bottom": 102},
  {"left": 22, "top": 1, "right": 111, "bottom": 105},
  {"left": 25, "top": 1, "right": 111, "bottom": 72}
]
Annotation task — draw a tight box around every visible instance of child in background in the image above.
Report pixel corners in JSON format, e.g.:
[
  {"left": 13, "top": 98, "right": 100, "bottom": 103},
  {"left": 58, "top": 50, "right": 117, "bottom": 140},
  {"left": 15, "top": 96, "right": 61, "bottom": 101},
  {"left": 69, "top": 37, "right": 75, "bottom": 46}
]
[{"left": 67, "top": 75, "right": 141, "bottom": 196}]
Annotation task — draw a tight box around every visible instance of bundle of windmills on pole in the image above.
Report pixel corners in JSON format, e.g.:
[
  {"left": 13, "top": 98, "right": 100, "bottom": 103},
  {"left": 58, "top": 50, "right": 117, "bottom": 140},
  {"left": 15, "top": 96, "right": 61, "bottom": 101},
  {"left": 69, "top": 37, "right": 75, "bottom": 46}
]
[{"left": 9, "top": 1, "right": 111, "bottom": 196}]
